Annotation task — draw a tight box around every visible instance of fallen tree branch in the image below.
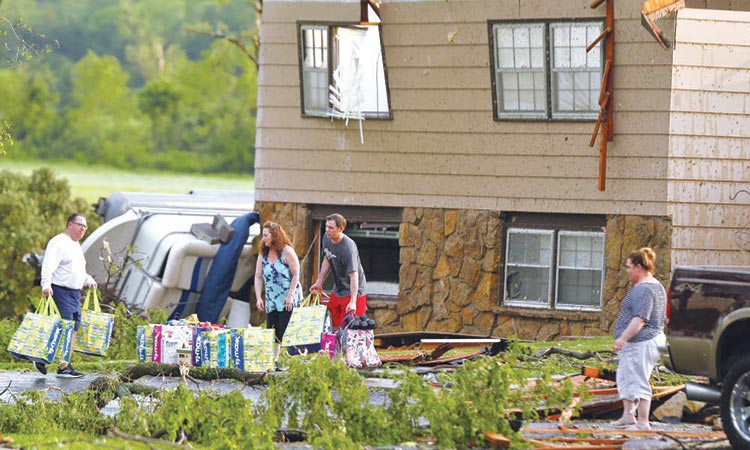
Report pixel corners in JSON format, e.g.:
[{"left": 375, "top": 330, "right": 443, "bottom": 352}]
[
  {"left": 0, "top": 381, "right": 10, "bottom": 397},
  {"left": 117, "top": 363, "right": 268, "bottom": 385},
  {"left": 109, "top": 428, "right": 185, "bottom": 448},
  {"left": 535, "top": 347, "right": 615, "bottom": 361},
  {"left": 86, "top": 364, "right": 270, "bottom": 409}
]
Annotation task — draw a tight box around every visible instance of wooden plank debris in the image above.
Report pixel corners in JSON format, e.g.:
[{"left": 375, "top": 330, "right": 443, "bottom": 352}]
[
  {"left": 419, "top": 338, "right": 504, "bottom": 350},
  {"left": 522, "top": 424, "right": 727, "bottom": 440},
  {"left": 588, "top": 0, "right": 615, "bottom": 191},
  {"left": 640, "top": 0, "right": 685, "bottom": 49}
]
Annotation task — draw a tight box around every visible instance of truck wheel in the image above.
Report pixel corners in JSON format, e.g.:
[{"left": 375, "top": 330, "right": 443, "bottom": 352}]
[{"left": 721, "top": 354, "right": 750, "bottom": 450}]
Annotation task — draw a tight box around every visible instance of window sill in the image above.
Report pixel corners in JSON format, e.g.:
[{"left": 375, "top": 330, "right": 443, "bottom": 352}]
[
  {"left": 493, "top": 116, "right": 597, "bottom": 123},
  {"left": 493, "top": 305, "right": 600, "bottom": 321},
  {"left": 301, "top": 112, "right": 393, "bottom": 120},
  {"left": 367, "top": 297, "right": 398, "bottom": 309}
]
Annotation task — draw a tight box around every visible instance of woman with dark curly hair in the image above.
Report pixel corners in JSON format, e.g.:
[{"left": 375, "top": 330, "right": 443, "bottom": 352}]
[{"left": 610, "top": 247, "right": 667, "bottom": 431}]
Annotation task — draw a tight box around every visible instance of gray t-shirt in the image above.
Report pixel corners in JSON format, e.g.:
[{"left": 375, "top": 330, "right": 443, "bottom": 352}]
[
  {"left": 613, "top": 280, "right": 667, "bottom": 343},
  {"left": 322, "top": 234, "right": 366, "bottom": 297}
]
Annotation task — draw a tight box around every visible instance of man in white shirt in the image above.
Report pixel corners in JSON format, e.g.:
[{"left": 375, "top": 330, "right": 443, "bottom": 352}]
[{"left": 37, "top": 213, "right": 97, "bottom": 378}]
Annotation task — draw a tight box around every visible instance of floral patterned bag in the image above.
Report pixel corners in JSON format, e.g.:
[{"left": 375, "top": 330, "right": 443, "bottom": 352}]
[{"left": 344, "top": 329, "right": 381, "bottom": 369}]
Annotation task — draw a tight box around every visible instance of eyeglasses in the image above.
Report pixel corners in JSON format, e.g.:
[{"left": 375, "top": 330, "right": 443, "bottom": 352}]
[{"left": 71, "top": 222, "right": 88, "bottom": 230}]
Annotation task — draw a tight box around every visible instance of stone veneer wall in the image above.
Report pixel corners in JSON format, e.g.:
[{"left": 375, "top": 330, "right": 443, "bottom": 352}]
[
  {"left": 397, "top": 208, "right": 672, "bottom": 340},
  {"left": 253, "top": 202, "right": 671, "bottom": 340}
]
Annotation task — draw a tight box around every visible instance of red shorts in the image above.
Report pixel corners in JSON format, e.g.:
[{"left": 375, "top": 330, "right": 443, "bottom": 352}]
[{"left": 327, "top": 292, "right": 367, "bottom": 329}]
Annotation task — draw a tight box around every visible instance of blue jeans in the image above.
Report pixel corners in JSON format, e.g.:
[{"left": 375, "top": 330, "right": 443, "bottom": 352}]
[{"left": 52, "top": 284, "right": 82, "bottom": 331}]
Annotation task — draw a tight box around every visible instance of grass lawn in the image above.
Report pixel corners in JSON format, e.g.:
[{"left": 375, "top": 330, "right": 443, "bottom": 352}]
[{"left": 0, "top": 159, "right": 253, "bottom": 203}]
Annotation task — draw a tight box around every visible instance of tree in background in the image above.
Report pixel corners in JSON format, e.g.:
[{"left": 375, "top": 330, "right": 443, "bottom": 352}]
[
  {"left": 0, "top": 0, "right": 258, "bottom": 174},
  {"left": 0, "top": 0, "right": 55, "bottom": 155},
  {"left": 0, "top": 68, "right": 58, "bottom": 156},
  {"left": 0, "top": 167, "right": 94, "bottom": 318},
  {"left": 56, "top": 51, "right": 150, "bottom": 166}
]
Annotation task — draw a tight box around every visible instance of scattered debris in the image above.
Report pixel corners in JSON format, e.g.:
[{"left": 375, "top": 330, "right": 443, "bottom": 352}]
[{"left": 372, "top": 332, "right": 727, "bottom": 447}]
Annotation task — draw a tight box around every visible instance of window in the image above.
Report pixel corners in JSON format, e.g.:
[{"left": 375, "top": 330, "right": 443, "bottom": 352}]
[
  {"left": 503, "top": 215, "right": 605, "bottom": 311},
  {"left": 300, "top": 26, "right": 329, "bottom": 116},
  {"left": 490, "top": 20, "right": 603, "bottom": 120},
  {"left": 299, "top": 23, "right": 391, "bottom": 119},
  {"left": 312, "top": 206, "right": 401, "bottom": 299}
]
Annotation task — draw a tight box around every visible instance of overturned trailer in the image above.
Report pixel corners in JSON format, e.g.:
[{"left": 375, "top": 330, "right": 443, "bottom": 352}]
[{"left": 83, "top": 190, "right": 260, "bottom": 324}]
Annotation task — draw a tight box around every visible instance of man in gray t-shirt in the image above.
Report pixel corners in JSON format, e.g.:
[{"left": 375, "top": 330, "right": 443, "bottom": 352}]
[{"left": 311, "top": 213, "right": 367, "bottom": 328}]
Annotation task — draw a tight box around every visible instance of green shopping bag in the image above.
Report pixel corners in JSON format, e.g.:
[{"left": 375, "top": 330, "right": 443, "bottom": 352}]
[
  {"left": 75, "top": 290, "right": 114, "bottom": 356},
  {"left": 281, "top": 293, "right": 327, "bottom": 348},
  {"left": 7, "top": 295, "right": 67, "bottom": 364}
]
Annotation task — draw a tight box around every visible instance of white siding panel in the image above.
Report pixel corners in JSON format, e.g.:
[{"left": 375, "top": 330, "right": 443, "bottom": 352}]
[
  {"left": 671, "top": 90, "right": 748, "bottom": 114},
  {"left": 672, "top": 249, "right": 750, "bottom": 266},
  {"left": 672, "top": 43, "right": 750, "bottom": 70},
  {"left": 669, "top": 157, "right": 750, "bottom": 182},
  {"left": 669, "top": 11, "right": 750, "bottom": 267},
  {"left": 670, "top": 111, "right": 750, "bottom": 137},
  {"left": 670, "top": 203, "right": 750, "bottom": 228}
]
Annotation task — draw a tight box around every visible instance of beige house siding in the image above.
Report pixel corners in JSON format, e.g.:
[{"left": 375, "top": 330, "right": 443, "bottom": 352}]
[
  {"left": 255, "top": 0, "right": 675, "bottom": 217},
  {"left": 668, "top": 8, "right": 750, "bottom": 266}
]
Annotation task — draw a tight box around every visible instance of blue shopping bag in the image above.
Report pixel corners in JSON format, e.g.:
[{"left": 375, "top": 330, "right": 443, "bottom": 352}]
[
  {"left": 75, "top": 290, "right": 115, "bottom": 356},
  {"left": 7, "top": 295, "right": 66, "bottom": 364}
]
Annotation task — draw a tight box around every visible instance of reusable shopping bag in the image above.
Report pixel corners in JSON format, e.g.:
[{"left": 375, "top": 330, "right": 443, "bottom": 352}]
[
  {"left": 200, "top": 329, "right": 233, "bottom": 368},
  {"left": 190, "top": 325, "right": 211, "bottom": 367},
  {"left": 339, "top": 314, "right": 381, "bottom": 369},
  {"left": 344, "top": 329, "right": 381, "bottom": 369},
  {"left": 53, "top": 317, "right": 76, "bottom": 364},
  {"left": 75, "top": 290, "right": 115, "bottom": 356},
  {"left": 231, "top": 327, "right": 275, "bottom": 372},
  {"left": 281, "top": 293, "right": 328, "bottom": 351},
  {"left": 320, "top": 332, "right": 337, "bottom": 360},
  {"left": 151, "top": 324, "right": 195, "bottom": 365},
  {"left": 7, "top": 295, "right": 66, "bottom": 364},
  {"left": 136, "top": 325, "right": 154, "bottom": 363}
]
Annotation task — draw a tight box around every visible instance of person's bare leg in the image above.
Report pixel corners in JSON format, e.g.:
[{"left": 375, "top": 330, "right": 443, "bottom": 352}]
[
  {"left": 610, "top": 399, "right": 637, "bottom": 426},
  {"left": 636, "top": 397, "right": 651, "bottom": 426},
  {"left": 624, "top": 399, "right": 637, "bottom": 420}
]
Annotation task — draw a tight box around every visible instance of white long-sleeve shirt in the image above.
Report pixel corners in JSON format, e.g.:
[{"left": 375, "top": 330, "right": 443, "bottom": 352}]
[{"left": 40, "top": 232, "right": 95, "bottom": 291}]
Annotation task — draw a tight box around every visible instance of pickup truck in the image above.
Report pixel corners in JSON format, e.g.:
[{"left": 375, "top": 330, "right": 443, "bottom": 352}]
[{"left": 665, "top": 265, "right": 750, "bottom": 450}]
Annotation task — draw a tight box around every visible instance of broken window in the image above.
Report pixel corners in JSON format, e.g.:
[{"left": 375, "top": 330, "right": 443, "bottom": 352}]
[
  {"left": 502, "top": 214, "right": 605, "bottom": 311},
  {"left": 299, "top": 23, "right": 391, "bottom": 119},
  {"left": 312, "top": 206, "right": 401, "bottom": 299},
  {"left": 490, "top": 20, "right": 603, "bottom": 120}
]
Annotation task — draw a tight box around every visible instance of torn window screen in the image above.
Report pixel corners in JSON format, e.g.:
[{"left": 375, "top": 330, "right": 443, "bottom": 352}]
[{"left": 299, "top": 24, "right": 390, "bottom": 120}]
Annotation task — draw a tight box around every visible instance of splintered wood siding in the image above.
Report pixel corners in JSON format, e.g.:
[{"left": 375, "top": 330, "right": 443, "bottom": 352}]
[
  {"left": 255, "top": 0, "right": 674, "bottom": 215},
  {"left": 668, "top": 9, "right": 750, "bottom": 266}
]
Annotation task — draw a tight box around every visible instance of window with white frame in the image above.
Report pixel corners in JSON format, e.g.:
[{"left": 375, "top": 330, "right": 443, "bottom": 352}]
[
  {"left": 301, "top": 26, "right": 329, "bottom": 116},
  {"left": 299, "top": 23, "right": 391, "bottom": 119},
  {"left": 504, "top": 226, "right": 604, "bottom": 310},
  {"left": 490, "top": 20, "right": 603, "bottom": 120}
]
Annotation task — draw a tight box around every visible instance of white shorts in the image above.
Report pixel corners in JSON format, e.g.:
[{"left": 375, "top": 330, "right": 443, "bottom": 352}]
[{"left": 616, "top": 332, "right": 665, "bottom": 401}]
